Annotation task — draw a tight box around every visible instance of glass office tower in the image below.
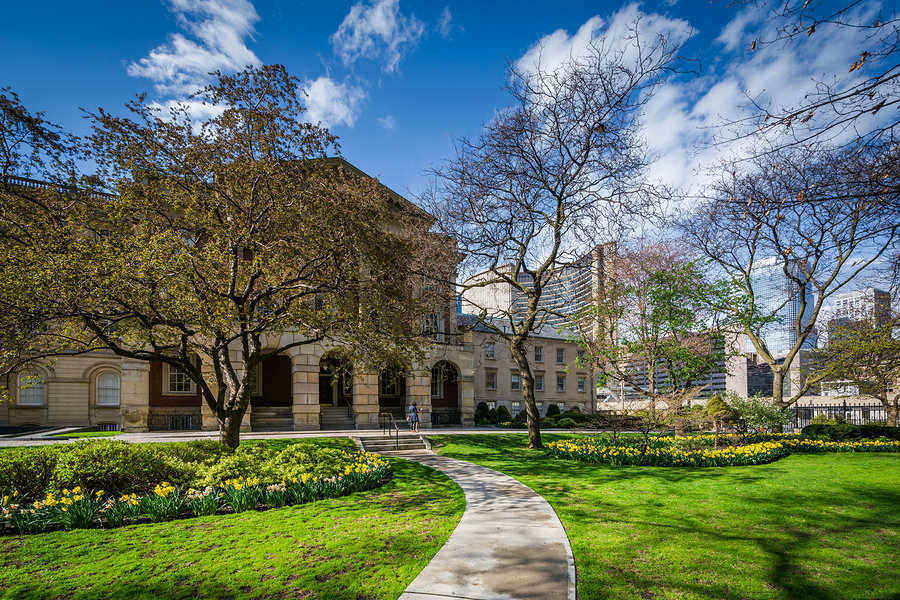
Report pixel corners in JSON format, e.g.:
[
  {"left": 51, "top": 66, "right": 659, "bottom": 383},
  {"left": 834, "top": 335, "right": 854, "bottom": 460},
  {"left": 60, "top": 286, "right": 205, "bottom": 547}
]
[{"left": 745, "top": 257, "right": 816, "bottom": 357}]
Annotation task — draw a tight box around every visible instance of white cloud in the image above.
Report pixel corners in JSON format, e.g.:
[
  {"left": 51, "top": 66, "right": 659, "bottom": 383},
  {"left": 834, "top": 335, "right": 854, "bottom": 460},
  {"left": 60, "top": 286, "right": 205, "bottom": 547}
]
[
  {"left": 128, "top": 0, "right": 261, "bottom": 96},
  {"left": 515, "top": 2, "right": 887, "bottom": 196},
  {"left": 714, "top": 7, "right": 759, "bottom": 52},
  {"left": 437, "top": 6, "right": 453, "bottom": 39},
  {"left": 303, "top": 77, "right": 367, "bottom": 128},
  {"left": 377, "top": 114, "right": 396, "bottom": 130},
  {"left": 331, "top": 0, "right": 425, "bottom": 74},
  {"left": 515, "top": 4, "right": 692, "bottom": 77}
]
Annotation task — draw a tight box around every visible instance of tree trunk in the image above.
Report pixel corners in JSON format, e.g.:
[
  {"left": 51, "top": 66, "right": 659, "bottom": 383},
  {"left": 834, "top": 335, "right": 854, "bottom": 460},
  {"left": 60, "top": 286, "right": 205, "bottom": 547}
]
[
  {"left": 771, "top": 370, "right": 786, "bottom": 408},
  {"left": 510, "top": 341, "right": 542, "bottom": 449},
  {"left": 886, "top": 403, "right": 898, "bottom": 428},
  {"left": 219, "top": 411, "right": 243, "bottom": 450}
]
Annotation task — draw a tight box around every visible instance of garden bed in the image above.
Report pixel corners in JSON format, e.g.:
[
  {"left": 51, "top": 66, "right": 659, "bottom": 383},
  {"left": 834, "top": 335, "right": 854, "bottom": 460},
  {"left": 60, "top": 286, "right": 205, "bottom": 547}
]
[
  {"left": 0, "top": 439, "right": 390, "bottom": 534},
  {"left": 547, "top": 433, "right": 900, "bottom": 467}
]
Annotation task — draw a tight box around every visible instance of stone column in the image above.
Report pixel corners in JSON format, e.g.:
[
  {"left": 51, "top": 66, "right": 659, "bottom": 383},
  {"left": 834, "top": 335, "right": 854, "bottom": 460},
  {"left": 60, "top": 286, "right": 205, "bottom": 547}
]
[
  {"left": 459, "top": 350, "right": 476, "bottom": 427},
  {"left": 120, "top": 361, "right": 150, "bottom": 432},
  {"left": 353, "top": 369, "right": 380, "bottom": 429},
  {"left": 408, "top": 366, "right": 432, "bottom": 429},
  {"left": 291, "top": 352, "right": 320, "bottom": 430}
]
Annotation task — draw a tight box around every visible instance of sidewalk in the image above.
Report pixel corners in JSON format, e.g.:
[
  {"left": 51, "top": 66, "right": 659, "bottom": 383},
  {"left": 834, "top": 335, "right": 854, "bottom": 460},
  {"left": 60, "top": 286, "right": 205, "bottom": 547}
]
[
  {"left": 398, "top": 453, "right": 576, "bottom": 600},
  {"left": 0, "top": 427, "right": 583, "bottom": 447}
]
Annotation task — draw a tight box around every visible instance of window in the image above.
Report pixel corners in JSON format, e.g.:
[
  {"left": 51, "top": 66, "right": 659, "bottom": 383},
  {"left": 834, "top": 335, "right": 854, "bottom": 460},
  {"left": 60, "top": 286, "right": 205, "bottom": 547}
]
[
  {"left": 17, "top": 373, "right": 44, "bottom": 406},
  {"left": 485, "top": 342, "right": 496, "bottom": 359},
  {"left": 556, "top": 348, "right": 565, "bottom": 364},
  {"left": 485, "top": 371, "right": 497, "bottom": 390},
  {"left": 510, "top": 372, "right": 521, "bottom": 391},
  {"left": 431, "top": 372, "right": 443, "bottom": 397},
  {"left": 97, "top": 372, "right": 121, "bottom": 406},
  {"left": 535, "top": 373, "right": 544, "bottom": 392},
  {"left": 487, "top": 400, "right": 496, "bottom": 410},
  {"left": 556, "top": 373, "right": 566, "bottom": 392},
  {"left": 534, "top": 346, "right": 543, "bottom": 362},
  {"left": 425, "top": 312, "right": 445, "bottom": 342},
  {"left": 577, "top": 376, "right": 586, "bottom": 394},
  {"left": 537, "top": 402, "right": 544, "bottom": 413},
  {"left": 512, "top": 400, "right": 521, "bottom": 412},
  {"left": 576, "top": 349, "right": 586, "bottom": 364},
  {"left": 166, "top": 364, "right": 196, "bottom": 394}
]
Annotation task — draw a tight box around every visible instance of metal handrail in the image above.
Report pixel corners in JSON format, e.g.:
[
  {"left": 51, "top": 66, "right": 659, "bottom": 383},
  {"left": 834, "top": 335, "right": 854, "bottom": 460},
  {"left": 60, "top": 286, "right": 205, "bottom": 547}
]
[{"left": 378, "top": 411, "right": 401, "bottom": 450}]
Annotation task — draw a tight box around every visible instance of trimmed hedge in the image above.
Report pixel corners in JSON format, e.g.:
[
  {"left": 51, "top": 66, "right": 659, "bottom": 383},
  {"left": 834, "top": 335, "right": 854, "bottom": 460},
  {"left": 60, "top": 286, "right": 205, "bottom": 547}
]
[{"left": 801, "top": 423, "right": 900, "bottom": 441}]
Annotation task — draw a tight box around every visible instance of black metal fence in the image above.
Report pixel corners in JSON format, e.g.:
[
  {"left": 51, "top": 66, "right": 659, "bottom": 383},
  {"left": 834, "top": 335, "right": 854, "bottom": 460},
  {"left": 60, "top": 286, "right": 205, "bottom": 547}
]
[{"left": 790, "top": 402, "right": 889, "bottom": 429}]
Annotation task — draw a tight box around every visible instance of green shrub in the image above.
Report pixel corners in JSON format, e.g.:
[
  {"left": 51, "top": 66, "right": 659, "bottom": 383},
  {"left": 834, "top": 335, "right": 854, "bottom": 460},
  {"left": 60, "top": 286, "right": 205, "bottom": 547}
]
[
  {"left": 474, "top": 402, "right": 490, "bottom": 423},
  {"left": 0, "top": 446, "right": 62, "bottom": 500},
  {"left": 801, "top": 423, "right": 900, "bottom": 441},
  {"left": 496, "top": 405, "right": 512, "bottom": 422},
  {"left": 557, "top": 417, "right": 576, "bottom": 428},
  {"left": 545, "top": 404, "right": 561, "bottom": 418},
  {"left": 52, "top": 441, "right": 193, "bottom": 496},
  {"left": 195, "top": 445, "right": 278, "bottom": 487},
  {"left": 265, "top": 445, "right": 355, "bottom": 482}
]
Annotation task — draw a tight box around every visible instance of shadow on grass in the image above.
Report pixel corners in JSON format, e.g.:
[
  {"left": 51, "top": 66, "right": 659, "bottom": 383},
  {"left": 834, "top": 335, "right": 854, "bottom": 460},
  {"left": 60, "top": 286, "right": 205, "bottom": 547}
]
[{"left": 433, "top": 433, "right": 900, "bottom": 600}]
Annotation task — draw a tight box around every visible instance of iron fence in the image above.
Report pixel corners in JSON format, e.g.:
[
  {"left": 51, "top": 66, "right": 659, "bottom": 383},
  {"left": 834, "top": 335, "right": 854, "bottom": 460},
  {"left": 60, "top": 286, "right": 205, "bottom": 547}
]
[{"left": 790, "top": 402, "right": 888, "bottom": 429}]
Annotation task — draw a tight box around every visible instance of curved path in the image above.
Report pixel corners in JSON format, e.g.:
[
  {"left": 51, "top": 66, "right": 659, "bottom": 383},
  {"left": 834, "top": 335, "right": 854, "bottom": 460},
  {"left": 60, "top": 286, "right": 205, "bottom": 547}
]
[{"left": 398, "top": 453, "right": 576, "bottom": 600}]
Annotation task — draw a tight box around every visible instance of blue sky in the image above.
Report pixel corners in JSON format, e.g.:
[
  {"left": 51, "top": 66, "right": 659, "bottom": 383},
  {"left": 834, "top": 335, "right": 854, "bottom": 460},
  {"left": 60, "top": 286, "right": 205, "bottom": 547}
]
[{"left": 1, "top": 0, "right": 813, "bottom": 198}]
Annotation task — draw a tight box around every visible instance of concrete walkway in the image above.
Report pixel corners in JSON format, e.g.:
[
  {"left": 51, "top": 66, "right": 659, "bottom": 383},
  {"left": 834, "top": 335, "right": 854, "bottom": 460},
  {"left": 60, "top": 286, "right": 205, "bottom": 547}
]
[
  {"left": 399, "top": 453, "right": 576, "bottom": 600},
  {"left": 0, "top": 427, "right": 587, "bottom": 447}
]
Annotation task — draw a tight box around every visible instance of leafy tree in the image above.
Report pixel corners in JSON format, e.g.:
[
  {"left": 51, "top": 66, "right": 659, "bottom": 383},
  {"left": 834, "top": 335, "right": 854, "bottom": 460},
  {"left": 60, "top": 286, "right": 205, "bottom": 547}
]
[
  {"left": 726, "top": 393, "right": 793, "bottom": 439},
  {"left": 0, "top": 66, "right": 445, "bottom": 448},
  {"left": 573, "top": 243, "right": 736, "bottom": 419},
  {"left": 808, "top": 313, "right": 900, "bottom": 426},
  {"left": 425, "top": 20, "right": 683, "bottom": 448}
]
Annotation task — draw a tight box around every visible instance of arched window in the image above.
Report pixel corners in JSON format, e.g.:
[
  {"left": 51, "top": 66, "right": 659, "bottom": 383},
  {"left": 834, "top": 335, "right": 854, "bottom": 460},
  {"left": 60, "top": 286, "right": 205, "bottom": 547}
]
[
  {"left": 97, "top": 372, "right": 121, "bottom": 406},
  {"left": 17, "top": 373, "right": 44, "bottom": 406}
]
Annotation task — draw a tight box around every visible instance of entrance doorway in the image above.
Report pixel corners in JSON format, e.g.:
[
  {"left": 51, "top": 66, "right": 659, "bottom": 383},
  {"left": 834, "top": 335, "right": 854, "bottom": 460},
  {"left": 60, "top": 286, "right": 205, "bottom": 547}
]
[
  {"left": 431, "top": 361, "right": 461, "bottom": 426},
  {"left": 318, "top": 353, "right": 353, "bottom": 407},
  {"left": 378, "top": 364, "right": 406, "bottom": 419}
]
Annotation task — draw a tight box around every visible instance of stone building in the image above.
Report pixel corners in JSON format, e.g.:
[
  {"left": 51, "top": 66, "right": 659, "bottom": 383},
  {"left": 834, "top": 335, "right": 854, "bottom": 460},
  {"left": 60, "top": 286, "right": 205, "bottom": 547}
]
[
  {"left": 0, "top": 162, "right": 478, "bottom": 432},
  {"left": 463, "top": 317, "right": 592, "bottom": 417}
]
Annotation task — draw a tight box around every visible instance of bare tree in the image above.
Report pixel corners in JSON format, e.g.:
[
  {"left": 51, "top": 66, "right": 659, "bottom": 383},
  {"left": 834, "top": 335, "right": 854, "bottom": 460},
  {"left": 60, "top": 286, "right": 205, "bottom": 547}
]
[
  {"left": 424, "top": 21, "right": 682, "bottom": 448},
  {"left": 719, "top": 1, "right": 897, "bottom": 154},
  {"left": 683, "top": 141, "right": 899, "bottom": 409}
]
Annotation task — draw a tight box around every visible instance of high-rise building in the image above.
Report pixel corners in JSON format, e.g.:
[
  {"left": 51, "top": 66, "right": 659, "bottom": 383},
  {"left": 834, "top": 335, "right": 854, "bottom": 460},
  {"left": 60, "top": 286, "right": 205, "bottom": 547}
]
[
  {"left": 460, "top": 243, "right": 613, "bottom": 333},
  {"left": 745, "top": 257, "right": 816, "bottom": 357},
  {"left": 832, "top": 287, "right": 891, "bottom": 322}
]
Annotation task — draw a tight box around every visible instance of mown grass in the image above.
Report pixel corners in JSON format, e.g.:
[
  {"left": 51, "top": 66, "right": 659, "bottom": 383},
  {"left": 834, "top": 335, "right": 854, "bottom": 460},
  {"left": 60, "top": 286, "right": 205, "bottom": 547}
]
[
  {"left": 431, "top": 433, "right": 900, "bottom": 600},
  {"left": 0, "top": 441, "right": 465, "bottom": 600}
]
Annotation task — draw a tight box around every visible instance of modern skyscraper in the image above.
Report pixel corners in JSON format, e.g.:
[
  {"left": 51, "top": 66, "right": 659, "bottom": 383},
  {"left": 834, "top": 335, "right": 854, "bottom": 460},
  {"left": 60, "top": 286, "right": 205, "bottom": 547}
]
[
  {"left": 460, "top": 243, "right": 613, "bottom": 333},
  {"left": 745, "top": 257, "right": 816, "bottom": 357}
]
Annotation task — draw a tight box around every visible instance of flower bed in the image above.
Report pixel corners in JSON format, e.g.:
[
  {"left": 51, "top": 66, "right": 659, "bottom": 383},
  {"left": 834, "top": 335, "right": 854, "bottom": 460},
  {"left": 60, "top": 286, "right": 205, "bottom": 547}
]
[
  {"left": 0, "top": 444, "right": 390, "bottom": 535},
  {"left": 547, "top": 436, "right": 900, "bottom": 467}
]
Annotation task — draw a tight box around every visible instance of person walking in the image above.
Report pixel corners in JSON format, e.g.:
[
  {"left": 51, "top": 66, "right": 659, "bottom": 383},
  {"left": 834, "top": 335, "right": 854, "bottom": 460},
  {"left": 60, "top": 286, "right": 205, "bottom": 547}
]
[{"left": 407, "top": 401, "right": 420, "bottom": 433}]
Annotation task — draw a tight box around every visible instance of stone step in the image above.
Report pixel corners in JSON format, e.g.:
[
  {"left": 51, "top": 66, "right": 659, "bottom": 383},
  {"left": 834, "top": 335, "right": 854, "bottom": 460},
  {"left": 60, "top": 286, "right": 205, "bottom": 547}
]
[
  {"left": 363, "top": 435, "right": 421, "bottom": 442},
  {"left": 361, "top": 437, "right": 428, "bottom": 452}
]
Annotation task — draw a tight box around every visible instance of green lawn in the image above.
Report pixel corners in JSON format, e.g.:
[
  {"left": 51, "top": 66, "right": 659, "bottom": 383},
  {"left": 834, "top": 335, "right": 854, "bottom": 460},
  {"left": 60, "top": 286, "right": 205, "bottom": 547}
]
[
  {"left": 0, "top": 446, "right": 465, "bottom": 600},
  {"left": 431, "top": 433, "right": 900, "bottom": 600}
]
